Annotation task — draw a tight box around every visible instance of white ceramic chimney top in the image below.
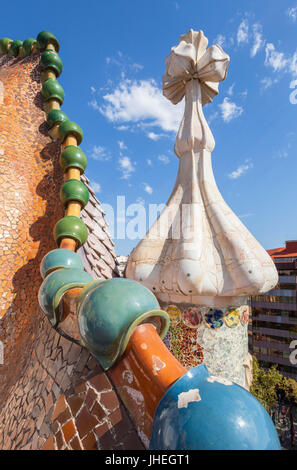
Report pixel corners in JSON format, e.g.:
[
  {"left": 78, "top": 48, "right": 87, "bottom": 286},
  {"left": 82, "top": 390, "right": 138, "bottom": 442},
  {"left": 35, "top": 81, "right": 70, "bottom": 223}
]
[{"left": 126, "top": 29, "right": 278, "bottom": 308}]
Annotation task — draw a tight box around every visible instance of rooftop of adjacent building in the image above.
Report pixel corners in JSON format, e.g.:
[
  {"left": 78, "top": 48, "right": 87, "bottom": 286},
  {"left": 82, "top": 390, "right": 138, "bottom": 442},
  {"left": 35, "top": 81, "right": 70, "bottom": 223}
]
[{"left": 268, "top": 240, "right": 297, "bottom": 260}]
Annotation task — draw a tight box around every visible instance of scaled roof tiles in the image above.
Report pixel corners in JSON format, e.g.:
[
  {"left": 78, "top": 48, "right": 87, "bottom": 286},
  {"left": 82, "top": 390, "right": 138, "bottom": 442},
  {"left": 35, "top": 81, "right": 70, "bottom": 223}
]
[{"left": 78, "top": 175, "right": 119, "bottom": 279}]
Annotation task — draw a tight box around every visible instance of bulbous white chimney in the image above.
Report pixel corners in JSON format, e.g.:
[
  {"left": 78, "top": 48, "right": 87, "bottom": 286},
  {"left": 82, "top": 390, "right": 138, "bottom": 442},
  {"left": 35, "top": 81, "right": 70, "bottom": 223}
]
[{"left": 126, "top": 30, "right": 278, "bottom": 387}]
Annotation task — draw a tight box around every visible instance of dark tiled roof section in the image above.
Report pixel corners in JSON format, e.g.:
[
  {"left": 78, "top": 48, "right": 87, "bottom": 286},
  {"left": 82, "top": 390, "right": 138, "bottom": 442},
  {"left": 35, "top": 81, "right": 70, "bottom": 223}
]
[{"left": 78, "top": 175, "right": 119, "bottom": 279}]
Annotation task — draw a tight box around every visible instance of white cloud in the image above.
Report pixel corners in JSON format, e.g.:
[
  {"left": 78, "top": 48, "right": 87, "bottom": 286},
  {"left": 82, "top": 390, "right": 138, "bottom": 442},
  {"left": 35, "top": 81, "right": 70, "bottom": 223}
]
[
  {"left": 89, "top": 99, "right": 101, "bottom": 112},
  {"left": 91, "top": 86, "right": 96, "bottom": 94},
  {"left": 261, "top": 77, "right": 279, "bottom": 89},
  {"left": 227, "top": 83, "right": 235, "bottom": 96},
  {"left": 214, "top": 34, "right": 226, "bottom": 48},
  {"left": 238, "top": 213, "right": 254, "bottom": 219},
  {"left": 132, "top": 63, "right": 144, "bottom": 72},
  {"left": 228, "top": 160, "right": 253, "bottom": 179},
  {"left": 290, "top": 51, "right": 297, "bottom": 75},
  {"left": 239, "top": 90, "right": 248, "bottom": 98},
  {"left": 265, "top": 43, "right": 288, "bottom": 71},
  {"left": 118, "top": 140, "right": 127, "bottom": 150},
  {"left": 98, "top": 78, "right": 183, "bottom": 133},
  {"left": 117, "top": 125, "right": 129, "bottom": 131},
  {"left": 277, "top": 150, "right": 288, "bottom": 159},
  {"left": 158, "top": 154, "right": 170, "bottom": 164},
  {"left": 147, "top": 131, "right": 165, "bottom": 141},
  {"left": 250, "top": 24, "right": 264, "bottom": 57},
  {"left": 287, "top": 6, "right": 297, "bottom": 21},
  {"left": 264, "top": 43, "right": 297, "bottom": 78},
  {"left": 90, "top": 180, "right": 101, "bottom": 193},
  {"left": 219, "top": 97, "right": 243, "bottom": 123},
  {"left": 105, "top": 51, "right": 143, "bottom": 77},
  {"left": 136, "top": 197, "right": 145, "bottom": 205},
  {"left": 228, "top": 37, "right": 235, "bottom": 48},
  {"left": 214, "top": 34, "right": 234, "bottom": 50},
  {"left": 147, "top": 159, "right": 153, "bottom": 166},
  {"left": 273, "top": 133, "right": 296, "bottom": 158},
  {"left": 118, "top": 156, "right": 135, "bottom": 179},
  {"left": 143, "top": 183, "right": 153, "bottom": 194},
  {"left": 207, "top": 111, "right": 219, "bottom": 123},
  {"left": 89, "top": 145, "right": 111, "bottom": 161},
  {"left": 237, "top": 20, "right": 249, "bottom": 45}
]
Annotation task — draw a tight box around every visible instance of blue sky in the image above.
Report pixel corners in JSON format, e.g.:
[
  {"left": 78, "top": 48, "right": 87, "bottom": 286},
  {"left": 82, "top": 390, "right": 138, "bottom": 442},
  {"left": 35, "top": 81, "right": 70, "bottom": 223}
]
[{"left": 2, "top": 0, "right": 297, "bottom": 255}]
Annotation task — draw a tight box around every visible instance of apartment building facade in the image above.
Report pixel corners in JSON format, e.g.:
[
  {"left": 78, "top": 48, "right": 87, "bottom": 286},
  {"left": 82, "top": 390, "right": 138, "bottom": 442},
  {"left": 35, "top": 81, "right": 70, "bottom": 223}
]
[{"left": 249, "top": 240, "right": 297, "bottom": 379}]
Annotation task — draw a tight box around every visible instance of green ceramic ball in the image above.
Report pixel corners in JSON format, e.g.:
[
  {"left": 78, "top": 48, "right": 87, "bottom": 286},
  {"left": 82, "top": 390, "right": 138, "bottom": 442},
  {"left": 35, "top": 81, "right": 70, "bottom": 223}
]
[{"left": 77, "top": 278, "right": 169, "bottom": 370}]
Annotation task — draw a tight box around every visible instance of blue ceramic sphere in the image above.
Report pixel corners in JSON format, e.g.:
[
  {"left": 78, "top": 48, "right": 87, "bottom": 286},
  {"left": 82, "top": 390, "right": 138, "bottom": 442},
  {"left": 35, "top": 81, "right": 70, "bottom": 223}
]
[
  {"left": 150, "top": 364, "right": 281, "bottom": 450},
  {"left": 77, "top": 278, "right": 170, "bottom": 370}
]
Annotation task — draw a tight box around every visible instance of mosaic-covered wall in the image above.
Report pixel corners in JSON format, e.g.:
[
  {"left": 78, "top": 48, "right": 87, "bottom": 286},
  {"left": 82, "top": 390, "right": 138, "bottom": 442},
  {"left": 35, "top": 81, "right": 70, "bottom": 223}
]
[
  {"left": 162, "top": 303, "right": 250, "bottom": 386},
  {"left": 0, "top": 52, "right": 143, "bottom": 450}
]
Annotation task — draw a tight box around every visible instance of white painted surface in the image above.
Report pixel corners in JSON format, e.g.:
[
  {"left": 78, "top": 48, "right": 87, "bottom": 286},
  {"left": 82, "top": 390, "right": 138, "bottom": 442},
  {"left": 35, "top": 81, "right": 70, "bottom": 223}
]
[{"left": 178, "top": 388, "right": 201, "bottom": 408}]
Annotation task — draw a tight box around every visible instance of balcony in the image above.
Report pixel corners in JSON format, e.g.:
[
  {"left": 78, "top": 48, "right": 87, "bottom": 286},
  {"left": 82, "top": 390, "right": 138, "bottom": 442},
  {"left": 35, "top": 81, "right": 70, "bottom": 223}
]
[
  {"left": 278, "top": 275, "right": 296, "bottom": 284},
  {"left": 251, "top": 326, "right": 297, "bottom": 339},
  {"left": 251, "top": 313, "right": 297, "bottom": 325},
  {"left": 251, "top": 301, "right": 297, "bottom": 311},
  {"left": 254, "top": 353, "right": 289, "bottom": 366},
  {"left": 269, "top": 289, "right": 296, "bottom": 296},
  {"left": 250, "top": 339, "right": 292, "bottom": 352}
]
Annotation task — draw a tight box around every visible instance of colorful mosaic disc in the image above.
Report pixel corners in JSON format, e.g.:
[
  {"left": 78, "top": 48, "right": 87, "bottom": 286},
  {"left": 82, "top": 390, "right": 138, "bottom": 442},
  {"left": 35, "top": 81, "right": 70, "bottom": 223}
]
[
  {"left": 239, "top": 306, "right": 249, "bottom": 325},
  {"left": 225, "top": 308, "right": 240, "bottom": 328},
  {"left": 165, "top": 305, "right": 181, "bottom": 326},
  {"left": 163, "top": 331, "right": 172, "bottom": 348},
  {"left": 204, "top": 309, "right": 224, "bottom": 329},
  {"left": 182, "top": 307, "right": 203, "bottom": 329}
]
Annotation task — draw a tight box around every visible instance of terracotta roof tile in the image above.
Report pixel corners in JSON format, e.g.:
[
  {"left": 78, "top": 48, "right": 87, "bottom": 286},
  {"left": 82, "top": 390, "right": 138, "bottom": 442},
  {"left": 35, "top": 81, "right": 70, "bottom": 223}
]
[{"left": 267, "top": 241, "right": 297, "bottom": 259}]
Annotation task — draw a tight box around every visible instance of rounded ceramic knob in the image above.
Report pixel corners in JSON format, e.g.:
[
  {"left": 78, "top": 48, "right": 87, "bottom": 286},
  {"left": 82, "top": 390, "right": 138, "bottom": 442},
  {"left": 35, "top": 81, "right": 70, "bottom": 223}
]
[
  {"left": 42, "top": 78, "right": 64, "bottom": 105},
  {"left": 58, "top": 120, "right": 83, "bottom": 145},
  {"left": 60, "top": 179, "right": 89, "bottom": 207},
  {"left": 149, "top": 364, "right": 281, "bottom": 450},
  {"left": 54, "top": 215, "right": 88, "bottom": 247},
  {"left": 40, "top": 248, "right": 84, "bottom": 279},
  {"left": 59, "top": 145, "right": 87, "bottom": 173},
  {"left": 8, "top": 40, "right": 22, "bottom": 57},
  {"left": 47, "top": 109, "right": 68, "bottom": 128},
  {"left": 40, "top": 50, "right": 63, "bottom": 77},
  {"left": 0, "top": 38, "right": 12, "bottom": 54},
  {"left": 38, "top": 267, "right": 93, "bottom": 326},
  {"left": 77, "top": 278, "right": 170, "bottom": 370},
  {"left": 37, "top": 30, "right": 60, "bottom": 52},
  {"left": 22, "top": 38, "right": 36, "bottom": 57}
]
